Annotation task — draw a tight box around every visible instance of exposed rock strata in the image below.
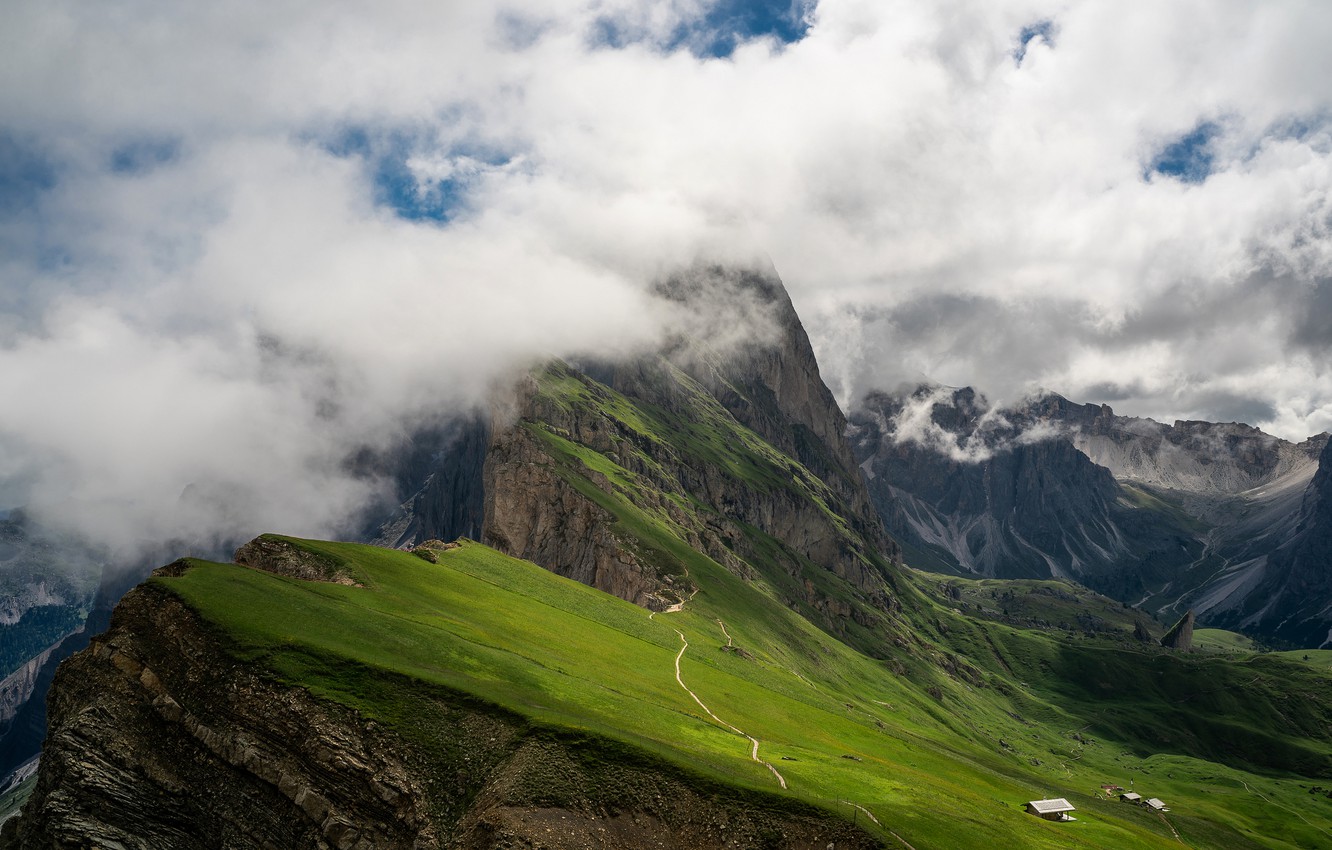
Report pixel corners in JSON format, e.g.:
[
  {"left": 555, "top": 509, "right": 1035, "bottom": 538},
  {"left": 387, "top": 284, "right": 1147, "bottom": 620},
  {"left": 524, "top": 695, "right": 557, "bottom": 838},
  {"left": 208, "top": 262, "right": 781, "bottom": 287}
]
[
  {"left": 235, "top": 535, "right": 359, "bottom": 586},
  {"left": 482, "top": 417, "right": 677, "bottom": 610},
  {"left": 1, "top": 578, "right": 877, "bottom": 850}
]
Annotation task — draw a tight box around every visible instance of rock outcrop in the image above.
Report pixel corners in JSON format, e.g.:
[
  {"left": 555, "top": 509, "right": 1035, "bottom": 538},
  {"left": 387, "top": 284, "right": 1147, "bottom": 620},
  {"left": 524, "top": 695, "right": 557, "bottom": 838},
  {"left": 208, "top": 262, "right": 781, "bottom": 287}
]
[
  {"left": 1160, "top": 610, "right": 1195, "bottom": 651},
  {"left": 234, "top": 535, "right": 359, "bottom": 586},
  {"left": 0, "top": 578, "right": 876, "bottom": 850}
]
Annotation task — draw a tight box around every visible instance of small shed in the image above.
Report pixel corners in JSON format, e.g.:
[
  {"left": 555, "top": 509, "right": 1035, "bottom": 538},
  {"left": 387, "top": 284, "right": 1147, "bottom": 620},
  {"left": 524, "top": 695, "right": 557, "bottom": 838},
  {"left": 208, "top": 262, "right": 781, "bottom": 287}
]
[
  {"left": 1145, "top": 798, "right": 1170, "bottom": 812},
  {"left": 1025, "top": 798, "right": 1077, "bottom": 822},
  {"left": 1120, "top": 792, "right": 1142, "bottom": 804}
]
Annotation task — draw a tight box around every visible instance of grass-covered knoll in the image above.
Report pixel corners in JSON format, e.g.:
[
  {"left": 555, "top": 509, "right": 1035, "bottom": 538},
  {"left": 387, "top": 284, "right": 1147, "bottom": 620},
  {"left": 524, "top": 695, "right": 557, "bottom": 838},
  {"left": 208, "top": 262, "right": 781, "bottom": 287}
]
[
  {"left": 1193, "top": 628, "right": 1258, "bottom": 653},
  {"left": 160, "top": 536, "right": 1332, "bottom": 850},
  {"left": 909, "top": 570, "right": 1160, "bottom": 641}
]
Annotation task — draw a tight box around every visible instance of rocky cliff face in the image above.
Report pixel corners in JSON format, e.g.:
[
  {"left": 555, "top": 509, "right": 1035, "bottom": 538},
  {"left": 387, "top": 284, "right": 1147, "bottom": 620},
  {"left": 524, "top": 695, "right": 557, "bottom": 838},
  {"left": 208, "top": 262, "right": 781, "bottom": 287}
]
[
  {"left": 850, "top": 384, "right": 1332, "bottom": 645},
  {"left": 480, "top": 395, "right": 679, "bottom": 611},
  {"left": 851, "top": 389, "right": 1126, "bottom": 580},
  {"left": 1, "top": 558, "right": 876, "bottom": 850},
  {"left": 652, "top": 267, "right": 883, "bottom": 530},
  {"left": 366, "top": 417, "right": 488, "bottom": 550}
]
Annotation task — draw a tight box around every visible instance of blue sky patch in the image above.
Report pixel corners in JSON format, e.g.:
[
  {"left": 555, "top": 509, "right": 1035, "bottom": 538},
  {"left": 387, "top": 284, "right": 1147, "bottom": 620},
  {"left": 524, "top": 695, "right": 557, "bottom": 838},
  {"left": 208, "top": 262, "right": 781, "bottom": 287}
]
[
  {"left": 1014, "top": 20, "right": 1055, "bottom": 65},
  {"left": 1149, "top": 121, "right": 1222, "bottom": 184},
  {"left": 592, "top": 0, "right": 811, "bottom": 59},
  {"left": 322, "top": 126, "right": 511, "bottom": 223}
]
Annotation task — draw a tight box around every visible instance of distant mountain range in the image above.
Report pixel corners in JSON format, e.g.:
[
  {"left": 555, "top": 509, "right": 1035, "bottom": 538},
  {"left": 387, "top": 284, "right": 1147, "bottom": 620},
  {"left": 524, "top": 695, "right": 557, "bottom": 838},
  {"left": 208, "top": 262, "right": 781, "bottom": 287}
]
[{"left": 849, "top": 384, "right": 1332, "bottom": 647}]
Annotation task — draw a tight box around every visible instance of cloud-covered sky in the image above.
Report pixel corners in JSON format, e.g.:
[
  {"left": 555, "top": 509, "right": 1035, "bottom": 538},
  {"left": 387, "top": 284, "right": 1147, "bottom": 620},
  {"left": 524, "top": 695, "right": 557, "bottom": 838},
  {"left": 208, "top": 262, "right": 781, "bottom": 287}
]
[{"left": 2, "top": 0, "right": 1331, "bottom": 551}]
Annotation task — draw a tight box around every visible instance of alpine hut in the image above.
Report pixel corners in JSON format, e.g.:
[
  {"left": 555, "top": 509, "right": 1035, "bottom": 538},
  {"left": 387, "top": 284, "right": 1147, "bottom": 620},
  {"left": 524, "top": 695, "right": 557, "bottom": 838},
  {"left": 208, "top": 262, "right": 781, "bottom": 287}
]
[{"left": 1025, "top": 799, "right": 1076, "bottom": 822}]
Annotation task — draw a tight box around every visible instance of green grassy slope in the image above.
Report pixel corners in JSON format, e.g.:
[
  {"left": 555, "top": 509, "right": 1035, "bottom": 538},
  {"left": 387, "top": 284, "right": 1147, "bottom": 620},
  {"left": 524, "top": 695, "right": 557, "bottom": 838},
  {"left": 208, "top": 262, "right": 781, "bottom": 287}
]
[
  {"left": 160, "top": 535, "right": 1332, "bottom": 850},
  {"left": 1194, "top": 629, "right": 1258, "bottom": 653},
  {"left": 149, "top": 357, "right": 1332, "bottom": 850}
]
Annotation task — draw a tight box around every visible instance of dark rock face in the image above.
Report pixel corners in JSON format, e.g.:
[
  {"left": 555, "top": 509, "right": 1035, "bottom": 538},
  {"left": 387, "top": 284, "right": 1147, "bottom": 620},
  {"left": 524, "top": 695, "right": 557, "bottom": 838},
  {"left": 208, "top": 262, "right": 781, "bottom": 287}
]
[
  {"left": 1, "top": 581, "right": 876, "bottom": 850},
  {"left": 853, "top": 396, "right": 1122, "bottom": 579},
  {"left": 366, "top": 416, "right": 488, "bottom": 550},
  {"left": 1213, "top": 438, "right": 1332, "bottom": 647},
  {"left": 849, "top": 387, "right": 1203, "bottom": 600}
]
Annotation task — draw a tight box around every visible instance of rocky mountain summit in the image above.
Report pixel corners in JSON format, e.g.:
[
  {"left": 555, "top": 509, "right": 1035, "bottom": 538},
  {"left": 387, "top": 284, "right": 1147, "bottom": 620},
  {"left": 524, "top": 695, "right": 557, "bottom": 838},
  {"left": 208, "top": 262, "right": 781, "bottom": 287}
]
[
  {"left": 850, "top": 384, "right": 1332, "bottom": 646},
  {"left": 371, "top": 266, "right": 901, "bottom": 628}
]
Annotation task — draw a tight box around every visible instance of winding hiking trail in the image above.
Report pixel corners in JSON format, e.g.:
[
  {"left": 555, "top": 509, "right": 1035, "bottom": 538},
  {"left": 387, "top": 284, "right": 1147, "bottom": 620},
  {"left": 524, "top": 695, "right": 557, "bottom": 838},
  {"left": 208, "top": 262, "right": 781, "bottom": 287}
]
[
  {"left": 1156, "top": 812, "right": 1187, "bottom": 845},
  {"left": 652, "top": 596, "right": 912, "bottom": 842},
  {"left": 670, "top": 627, "right": 787, "bottom": 789},
  {"left": 652, "top": 600, "right": 787, "bottom": 788}
]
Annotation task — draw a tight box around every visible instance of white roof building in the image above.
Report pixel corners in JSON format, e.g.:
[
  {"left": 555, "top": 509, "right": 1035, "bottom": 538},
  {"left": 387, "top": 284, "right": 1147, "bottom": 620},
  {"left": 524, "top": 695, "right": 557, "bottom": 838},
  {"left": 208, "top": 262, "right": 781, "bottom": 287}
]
[{"left": 1025, "top": 798, "right": 1077, "bottom": 821}]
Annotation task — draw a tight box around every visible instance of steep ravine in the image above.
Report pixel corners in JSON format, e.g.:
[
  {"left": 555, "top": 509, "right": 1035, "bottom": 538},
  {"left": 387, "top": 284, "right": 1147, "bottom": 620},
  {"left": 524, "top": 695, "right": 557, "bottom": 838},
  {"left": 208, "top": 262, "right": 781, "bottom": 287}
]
[{"left": 1, "top": 567, "right": 877, "bottom": 850}]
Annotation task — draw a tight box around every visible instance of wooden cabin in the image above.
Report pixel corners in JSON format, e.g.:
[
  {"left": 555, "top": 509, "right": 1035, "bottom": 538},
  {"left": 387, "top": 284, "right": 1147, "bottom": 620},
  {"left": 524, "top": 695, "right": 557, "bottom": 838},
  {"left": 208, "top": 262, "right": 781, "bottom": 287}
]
[
  {"left": 1025, "top": 798, "right": 1076, "bottom": 821},
  {"left": 1120, "top": 791, "right": 1142, "bottom": 804}
]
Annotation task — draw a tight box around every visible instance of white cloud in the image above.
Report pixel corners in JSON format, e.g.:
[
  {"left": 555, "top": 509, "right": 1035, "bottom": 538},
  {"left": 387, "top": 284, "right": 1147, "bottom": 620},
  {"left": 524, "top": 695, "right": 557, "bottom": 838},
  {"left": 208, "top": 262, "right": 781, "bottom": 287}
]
[{"left": 3, "top": 0, "right": 1332, "bottom": 555}]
